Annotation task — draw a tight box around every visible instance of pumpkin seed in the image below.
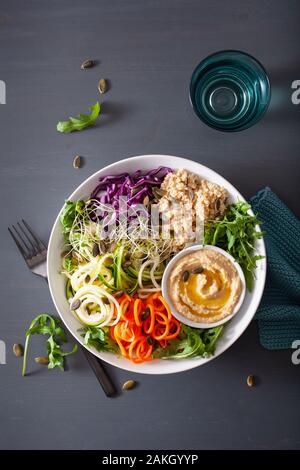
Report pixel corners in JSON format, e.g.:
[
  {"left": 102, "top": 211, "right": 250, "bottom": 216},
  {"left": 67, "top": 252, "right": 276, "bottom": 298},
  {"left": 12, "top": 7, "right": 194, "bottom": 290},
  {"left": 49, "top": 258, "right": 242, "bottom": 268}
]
[
  {"left": 146, "top": 336, "right": 154, "bottom": 345},
  {"left": 247, "top": 375, "right": 255, "bottom": 387},
  {"left": 122, "top": 379, "right": 136, "bottom": 391},
  {"left": 13, "top": 343, "right": 24, "bottom": 357},
  {"left": 35, "top": 356, "right": 49, "bottom": 365},
  {"left": 97, "top": 240, "right": 107, "bottom": 255},
  {"left": 152, "top": 187, "right": 166, "bottom": 199},
  {"left": 141, "top": 308, "right": 150, "bottom": 321},
  {"left": 92, "top": 242, "right": 100, "bottom": 257},
  {"left": 189, "top": 188, "right": 195, "bottom": 200},
  {"left": 114, "top": 290, "right": 124, "bottom": 298},
  {"left": 105, "top": 256, "right": 114, "bottom": 266},
  {"left": 71, "top": 298, "right": 81, "bottom": 310},
  {"left": 81, "top": 59, "right": 94, "bottom": 70},
  {"left": 85, "top": 275, "right": 91, "bottom": 283},
  {"left": 182, "top": 270, "right": 190, "bottom": 282},
  {"left": 98, "top": 78, "right": 108, "bottom": 94},
  {"left": 124, "top": 252, "right": 131, "bottom": 261},
  {"left": 72, "top": 251, "right": 82, "bottom": 262},
  {"left": 192, "top": 266, "right": 204, "bottom": 274},
  {"left": 102, "top": 297, "right": 110, "bottom": 305},
  {"left": 143, "top": 195, "right": 150, "bottom": 206},
  {"left": 215, "top": 199, "right": 221, "bottom": 211},
  {"left": 73, "top": 155, "right": 81, "bottom": 169},
  {"left": 109, "top": 241, "right": 117, "bottom": 252}
]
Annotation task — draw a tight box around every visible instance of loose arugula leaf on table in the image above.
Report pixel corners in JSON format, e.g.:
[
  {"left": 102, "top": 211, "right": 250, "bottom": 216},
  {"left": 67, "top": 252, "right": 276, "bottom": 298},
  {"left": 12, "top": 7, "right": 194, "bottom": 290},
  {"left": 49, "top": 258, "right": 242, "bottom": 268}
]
[
  {"left": 79, "top": 326, "right": 120, "bottom": 354},
  {"left": 22, "top": 314, "right": 77, "bottom": 376},
  {"left": 204, "top": 201, "right": 264, "bottom": 291},
  {"left": 57, "top": 101, "right": 101, "bottom": 133},
  {"left": 153, "top": 324, "right": 223, "bottom": 360}
]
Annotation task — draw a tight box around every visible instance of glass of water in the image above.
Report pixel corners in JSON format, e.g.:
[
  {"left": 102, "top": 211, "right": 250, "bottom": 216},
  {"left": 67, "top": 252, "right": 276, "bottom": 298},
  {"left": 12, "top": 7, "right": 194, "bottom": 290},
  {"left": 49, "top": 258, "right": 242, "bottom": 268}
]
[{"left": 189, "top": 50, "right": 271, "bottom": 132}]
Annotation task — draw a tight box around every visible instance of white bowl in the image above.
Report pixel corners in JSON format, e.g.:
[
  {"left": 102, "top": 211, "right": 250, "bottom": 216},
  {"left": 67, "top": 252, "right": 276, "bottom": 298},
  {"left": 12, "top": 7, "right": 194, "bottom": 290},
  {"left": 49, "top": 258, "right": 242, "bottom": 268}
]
[
  {"left": 47, "top": 155, "right": 266, "bottom": 375},
  {"left": 162, "top": 244, "right": 246, "bottom": 329}
]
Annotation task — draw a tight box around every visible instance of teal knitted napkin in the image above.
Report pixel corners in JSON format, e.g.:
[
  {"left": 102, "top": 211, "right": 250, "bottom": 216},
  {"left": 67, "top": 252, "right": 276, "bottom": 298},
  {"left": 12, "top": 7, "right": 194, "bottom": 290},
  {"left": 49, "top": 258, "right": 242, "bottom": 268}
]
[{"left": 250, "top": 187, "right": 300, "bottom": 349}]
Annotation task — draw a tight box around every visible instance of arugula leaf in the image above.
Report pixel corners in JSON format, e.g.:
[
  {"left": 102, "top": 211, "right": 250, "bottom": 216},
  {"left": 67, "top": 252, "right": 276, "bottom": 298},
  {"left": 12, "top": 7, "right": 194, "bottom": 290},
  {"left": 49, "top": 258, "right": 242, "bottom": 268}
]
[
  {"left": 202, "top": 325, "right": 224, "bottom": 354},
  {"left": 204, "top": 201, "right": 264, "bottom": 291},
  {"left": 79, "top": 326, "right": 119, "bottom": 354},
  {"left": 57, "top": 102, "right": 101, "bottom": 133},
  {"left": 22, "top": 314, "right": 77, "bottom": 376},
  {"left": 153, "top": 324, "right": 223, "bottom": 360},
  {"left": 60, "top": 200, "right": 85, "bottom": 238},
  {"left": 63, "top": 255, "right": 74, "bottom": 273}
]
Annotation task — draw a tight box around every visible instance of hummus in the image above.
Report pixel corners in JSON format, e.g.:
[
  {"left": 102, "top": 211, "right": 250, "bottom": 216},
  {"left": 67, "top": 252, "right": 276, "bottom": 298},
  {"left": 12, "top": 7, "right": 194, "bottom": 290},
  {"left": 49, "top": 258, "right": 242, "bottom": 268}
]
[{"left": 168, "top": 248, "right": 242, "bottom": 323}]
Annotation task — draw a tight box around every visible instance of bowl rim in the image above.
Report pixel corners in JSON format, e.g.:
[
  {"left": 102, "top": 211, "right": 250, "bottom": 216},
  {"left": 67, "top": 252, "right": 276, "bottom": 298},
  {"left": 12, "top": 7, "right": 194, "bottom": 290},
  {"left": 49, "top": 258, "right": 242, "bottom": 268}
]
[
  {"left": 161, "top": 244, "right": 246, "bottom": 328},
  {"left": 47, "top": 154, "right": 267, "bottom": 375}
]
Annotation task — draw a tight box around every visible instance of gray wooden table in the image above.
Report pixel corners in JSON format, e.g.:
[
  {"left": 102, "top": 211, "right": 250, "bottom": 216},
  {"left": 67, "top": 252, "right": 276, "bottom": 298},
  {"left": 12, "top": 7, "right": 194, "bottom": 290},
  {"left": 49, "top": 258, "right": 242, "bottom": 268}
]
[{"left": 1, "top": 0, "right": 300, "bottom": 450}]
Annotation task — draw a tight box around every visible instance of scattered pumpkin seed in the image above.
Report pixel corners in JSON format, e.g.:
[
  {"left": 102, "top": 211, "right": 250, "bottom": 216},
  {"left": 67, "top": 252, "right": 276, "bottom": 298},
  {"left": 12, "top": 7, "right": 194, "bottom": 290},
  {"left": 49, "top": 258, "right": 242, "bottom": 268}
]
[
  {"left": 247, "top": 375, "right": 255, "bottom": 387},
  {"left": 114, "top": 290, "right": 124, "bottom": 298},
  {"left": 131, "top": 187, "right": 140, "bottom": 196},
  {"left": 99, "top": 241, "right": 107, "bottom": 254},
  {"left": 109, "top": 241, "right": 117, "bottom": 252},
  {"left": 98, "top": 78, "right": 108, "bottom": 94},
  {"left": 105, "top": 256, "right": 114, "bottom": 266},
  {"left": 146, "top": 336, "right": 154, "bottom": 345},
  {"left": 13, "top": 343, "right": 24, "bottom": 357},
  {"left": 124, "top": 252, "right": 131, "bottom": 261},
  {"left": 122, "top": 379, "right": 136, "bottom": 391},
  {"left": 182, "top": 270, "right": 190, "bottom": 282},
  {"left": 71, "top": 298, "right": 81, "bottom": 310},
  {"left": 102, "top": 297, "right": 110, "bottom": 305},
  {"left": 35, "top": 356, "right": 49, "bottom": 365},
  {"left": 192, "top": 266, "right": 204, "bottom": 274},
  {"left": 73, "top": 155, "right": 81, "bottom": 169},
  {"left": 72, "top": 251, "right": 82, "bottom": 262},
  {"left": 152, "top": 187, "right": 166, "bottom": 199},
  {"left": 143, "top": 195, "right": 150, "bottom": 206},
  {"left": 85, "top": 275, "right": 91, "bottom": 283},
  {"left": 215, "top": 199, "right": 221, "bottom": 211},
  {"left": 92, "top": 242, "right": 100, "bottom": 257},
  {"left": 141, "top": 308, "right": 150, "bottom": 321},
  {"left": 81, "top": 59, "right": 94, "bottom": 70}
]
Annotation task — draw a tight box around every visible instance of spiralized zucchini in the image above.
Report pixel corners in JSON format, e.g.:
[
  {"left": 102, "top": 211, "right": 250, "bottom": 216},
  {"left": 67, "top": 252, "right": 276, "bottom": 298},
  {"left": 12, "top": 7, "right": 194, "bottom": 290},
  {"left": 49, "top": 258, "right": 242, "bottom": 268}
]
[
  {"left": 61, "top": 196, "right": 173, "bottom": 328},
  {"left": 70, "top": 285, "right": 121, "bottom": 327},
  {"left": 137, "top": 259, "right": 162, "bottom": 297},
  {"left": 70, "top": 254, "right": 114, "bottom": 292}
]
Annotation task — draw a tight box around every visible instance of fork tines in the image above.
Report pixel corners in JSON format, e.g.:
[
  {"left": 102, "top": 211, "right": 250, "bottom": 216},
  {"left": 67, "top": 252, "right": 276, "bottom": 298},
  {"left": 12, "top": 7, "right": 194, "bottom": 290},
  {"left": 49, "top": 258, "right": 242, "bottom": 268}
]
[{"left": 8, "top": 219, "right": 46, "bottom": 261}]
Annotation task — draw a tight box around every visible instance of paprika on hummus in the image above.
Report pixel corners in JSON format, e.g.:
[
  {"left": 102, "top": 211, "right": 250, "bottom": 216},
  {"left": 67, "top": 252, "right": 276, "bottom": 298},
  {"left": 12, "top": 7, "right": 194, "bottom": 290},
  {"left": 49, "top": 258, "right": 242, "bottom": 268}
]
[{"left": 168, "top": 248, "right": 242, "bottom": 324}]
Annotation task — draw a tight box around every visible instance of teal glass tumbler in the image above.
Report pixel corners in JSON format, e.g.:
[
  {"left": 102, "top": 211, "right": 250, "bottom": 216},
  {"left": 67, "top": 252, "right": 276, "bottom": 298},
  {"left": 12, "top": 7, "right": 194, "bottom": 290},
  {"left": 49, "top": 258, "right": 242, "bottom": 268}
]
[{"left": 189, "top": 50, "right": 271, "bottom": 132}]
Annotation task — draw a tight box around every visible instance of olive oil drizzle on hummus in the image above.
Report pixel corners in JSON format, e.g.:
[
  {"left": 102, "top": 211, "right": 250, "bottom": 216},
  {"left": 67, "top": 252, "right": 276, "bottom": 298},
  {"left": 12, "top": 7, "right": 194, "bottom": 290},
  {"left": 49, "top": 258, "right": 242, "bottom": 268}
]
[
  {"left": 168, "top": 248, "right": 242, "bottom": 323},
  {"left": 179, "top": 269, "right": 232, "bottom": 314}
]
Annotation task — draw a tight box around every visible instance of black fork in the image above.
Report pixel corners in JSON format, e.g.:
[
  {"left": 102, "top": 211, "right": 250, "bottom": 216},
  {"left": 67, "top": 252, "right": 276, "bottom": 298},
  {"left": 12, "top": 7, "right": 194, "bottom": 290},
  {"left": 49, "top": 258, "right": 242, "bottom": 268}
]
[{"left": 8, "top": 220, "right": 117, "bottom": 397}]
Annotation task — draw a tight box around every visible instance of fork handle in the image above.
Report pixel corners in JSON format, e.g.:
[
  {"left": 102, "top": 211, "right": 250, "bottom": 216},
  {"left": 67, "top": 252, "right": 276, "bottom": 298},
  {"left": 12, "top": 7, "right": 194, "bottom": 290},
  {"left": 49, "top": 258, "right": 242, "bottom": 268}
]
[
  {"left": 80, "top": 346, "right": 117, "bottom": 397},
  {"left": 43, "top": 278, "right": 117, "bottom": 397}
]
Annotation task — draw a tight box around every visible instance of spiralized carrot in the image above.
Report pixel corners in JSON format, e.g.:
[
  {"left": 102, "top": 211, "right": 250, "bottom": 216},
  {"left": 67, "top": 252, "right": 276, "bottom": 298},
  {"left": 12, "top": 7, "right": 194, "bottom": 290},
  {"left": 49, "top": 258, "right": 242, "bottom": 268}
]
[{"left": 110, "top": 292, "right": 181, "bottom": 364}]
